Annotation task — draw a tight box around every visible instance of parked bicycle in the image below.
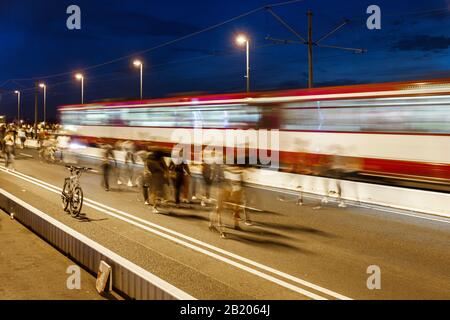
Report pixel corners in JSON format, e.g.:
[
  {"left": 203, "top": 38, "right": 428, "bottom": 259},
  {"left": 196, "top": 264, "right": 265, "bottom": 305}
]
[{"left": 61, "top": 165, "right": 91, "bottom": 217}]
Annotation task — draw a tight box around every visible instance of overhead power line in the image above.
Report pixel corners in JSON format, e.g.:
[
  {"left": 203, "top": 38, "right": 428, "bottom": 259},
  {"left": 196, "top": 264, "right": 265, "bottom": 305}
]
[
  {"left": 3, "top": 0, "right": 305, "bottom": 84},
  {"left": 265, "top": 8, "right": 366, "bottom": 88}
]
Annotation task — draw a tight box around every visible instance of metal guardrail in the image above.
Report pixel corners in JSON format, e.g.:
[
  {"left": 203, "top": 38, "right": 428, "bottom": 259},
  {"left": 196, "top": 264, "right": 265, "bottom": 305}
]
[{"left": 0, "top": 188, "right": 195, "bottom": 300}]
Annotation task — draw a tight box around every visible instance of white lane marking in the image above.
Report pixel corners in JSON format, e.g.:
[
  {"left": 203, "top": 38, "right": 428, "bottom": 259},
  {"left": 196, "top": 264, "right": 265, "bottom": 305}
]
[
  {"left": 84, "top": 201, "right": 348, "bottom": 300},
  {"left": 0, "top": 187, "right": 195, "bottom": 300},
  {"left": 1, "top": 167, "right": 329, "bottom": 300},
  {"left": 19, "top": 153, "right": 34, "bottom": 158},
  {"left": 0, "top": 167, "right": 347, "bottom": 300},
  {"left": 6, "top": 163, "right": 450, "bottom": 302},
  {"left": 1, "top": 167, "right": 328, "bottom": 300}
]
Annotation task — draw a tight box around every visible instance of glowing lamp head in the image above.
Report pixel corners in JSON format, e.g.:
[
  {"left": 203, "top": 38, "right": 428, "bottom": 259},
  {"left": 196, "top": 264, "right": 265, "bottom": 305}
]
[
  {"left": 75, "top": 73, "right": 84, "bottom": 80},
  {"left": 236, "top": 35, "right": 248, "bottom": 46},
  {"left": 39, "top": 83, "right": 45, "bottom": 88},
  {"left": 14, "top": 90, "right": 20, "bottom": 94},
  {"left": 133, "top": 60, "right": 142, "bottom": 67}
]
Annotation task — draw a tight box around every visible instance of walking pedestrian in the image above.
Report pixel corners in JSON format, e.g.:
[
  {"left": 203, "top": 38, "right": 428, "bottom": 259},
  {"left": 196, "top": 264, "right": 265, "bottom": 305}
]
[
  {"left": 18, "top": 127, "right": 26, "bottom": 149},
  {"left": 117, "top": 140, "right": 136, "bottom": 187},
  {"left": 169, "top": 154, "right": 191, "bottom": 206},
  {"left": 100, "top": 144, "right": 116, "bottom": 191},
  {"left": 38, "top": 129, "right": 45, "bottom": 149},
  {"left": 4, "top": 131, "right": 15, "bottom": 171},
  {"left": 210, "top": 163, "right": 248, "bottom": 237},
  {"left": 0, "top": 124, "right": 6, "bottom": 154},
  {"left": 208, "top": 155, "right": 226, "bottom": 234},
  {"left": 56, "top": 135, "right": 70, "bottom": 162},
  {"left": 142, "top": 156, "right": 152, "bottom": 205},
  {"left": 146, "top": 148, "right": 168, "bottom": 213},
  {"left": 201, "top": 153, "right": 214, "bottom": 206}
]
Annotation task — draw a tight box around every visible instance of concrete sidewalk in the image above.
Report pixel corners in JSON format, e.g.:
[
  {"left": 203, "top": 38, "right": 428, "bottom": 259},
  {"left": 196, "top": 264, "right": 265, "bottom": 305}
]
[{"left": 0, "top": 210, "right": 115, "bottom": 300}]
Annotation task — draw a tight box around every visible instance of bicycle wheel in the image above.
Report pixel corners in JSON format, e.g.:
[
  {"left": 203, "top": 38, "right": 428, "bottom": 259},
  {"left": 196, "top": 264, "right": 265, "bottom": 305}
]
[
  {"left": 61, "top": 179, "right": 71, "bottom": 212},
  {"left": 70, "top": 186, "right": 84, "bottom": 217}
]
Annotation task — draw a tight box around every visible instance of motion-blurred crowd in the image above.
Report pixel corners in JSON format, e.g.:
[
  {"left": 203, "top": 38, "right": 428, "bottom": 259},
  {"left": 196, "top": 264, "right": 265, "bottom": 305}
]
[
  {"left": 99, "top": 141, "right": 251, "bottom": 236},
  {"left": 0, "top": 122, "right": 67, "bottom": 170},
  {"left": 0, "top": 124, "right": 252, "bottom": 237}
]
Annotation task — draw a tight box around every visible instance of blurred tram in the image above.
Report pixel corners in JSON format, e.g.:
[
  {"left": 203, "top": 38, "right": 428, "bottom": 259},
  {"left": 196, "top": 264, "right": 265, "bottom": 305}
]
[{"left": 59, "top": 79, "right": 450, "bottom": 192}]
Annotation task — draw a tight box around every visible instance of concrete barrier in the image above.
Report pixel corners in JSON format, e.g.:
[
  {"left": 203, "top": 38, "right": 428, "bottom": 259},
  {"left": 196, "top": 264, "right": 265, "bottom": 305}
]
[{"left": 244, "top": 169, "right": 450, "bottom": 218}]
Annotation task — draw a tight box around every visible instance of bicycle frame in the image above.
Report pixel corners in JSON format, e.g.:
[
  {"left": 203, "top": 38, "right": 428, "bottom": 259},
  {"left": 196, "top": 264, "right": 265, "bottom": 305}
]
[
  {"left": 65, "top": 170, "right": 82, "bottom": 194},
  {"left": 62, "top": 166, "right": 90, "bottom": 217}
]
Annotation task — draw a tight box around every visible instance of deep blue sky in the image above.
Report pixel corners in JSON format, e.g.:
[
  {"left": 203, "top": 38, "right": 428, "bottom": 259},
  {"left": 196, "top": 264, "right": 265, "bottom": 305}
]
[{"left": 0, "top": 0, "right": 449, "bottom": 121}]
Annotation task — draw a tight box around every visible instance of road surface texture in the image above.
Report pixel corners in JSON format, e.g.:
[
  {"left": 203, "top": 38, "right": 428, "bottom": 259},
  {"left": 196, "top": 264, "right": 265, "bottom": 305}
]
[
  {"left": 0, "top": 149, "right": 449, "bottom": 300},
  {"left": 0, "top": 209, "right": 117, "bottom": 300}
]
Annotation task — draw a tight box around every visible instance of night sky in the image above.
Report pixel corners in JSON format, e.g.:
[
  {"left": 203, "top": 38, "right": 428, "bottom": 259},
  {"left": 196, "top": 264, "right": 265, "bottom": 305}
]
[{"left": 0, "top": 0, "right": 449, "bottom": 122}]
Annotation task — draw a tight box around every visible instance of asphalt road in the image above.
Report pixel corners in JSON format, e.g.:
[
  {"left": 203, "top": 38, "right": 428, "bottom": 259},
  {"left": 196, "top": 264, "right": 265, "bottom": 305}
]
[
  {"left": 0, "top": 149, "right": 449, "bottom": 300},
  {"left": 0, "top": 209, "right": 118, "bottom": 300}
]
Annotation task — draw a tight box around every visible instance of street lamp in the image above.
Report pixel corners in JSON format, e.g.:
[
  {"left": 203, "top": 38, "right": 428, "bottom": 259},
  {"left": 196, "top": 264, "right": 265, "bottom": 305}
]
[
  {"left": 14, "top": 90, "right": 21, "bottom": 124},
  {"left": 75, "top": 73, "right": 84, "bottom": 104},
  {"left": 236, "top": 34, "right": 250, "bottom": 93},
  {"left": 133, "top": 60, "right": 143, "bottom": 100},
  {"left": 39, "top": 83, "right": 47, "bottom": 126}
]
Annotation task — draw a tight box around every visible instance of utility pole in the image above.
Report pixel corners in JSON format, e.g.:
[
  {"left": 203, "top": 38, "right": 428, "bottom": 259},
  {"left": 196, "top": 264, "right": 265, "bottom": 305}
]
[
  {"left": 307, "top": 10, "right": 313, "bottom": 88},
  {"left": 246, "top": 39, "right": 250, "bottom": 93},
  {"left": 34, "top": 84, "right": 38, "bottom": 138},
  {"left": 265, "top": 8, "right": 366, "bottom": 88},
  {"left": 14, "top": 91, "right": 21, "bottom": 125}
]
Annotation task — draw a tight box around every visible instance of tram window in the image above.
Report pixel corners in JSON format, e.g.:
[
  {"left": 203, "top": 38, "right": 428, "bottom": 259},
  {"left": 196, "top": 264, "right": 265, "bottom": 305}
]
[
  {"left": 81, "top": 110, "right": 108, "bottom": 125},
  {"left": 112, "top": 104, "right": 261, "bottom": 128},
  {"left": 60, "top": 95, "right": 450, "bottom": 133},
  {"left": 280, "top": 96, "right": 450, "bottom": 133},
  {"left": 188, "top": 105, "right": 260, "bottom": 128},
  {"left": 60, "top": 111, "right": 80, "bottom": 125},
  {"left": 117, "top": 107, "right": 177, "bottom": 127}
]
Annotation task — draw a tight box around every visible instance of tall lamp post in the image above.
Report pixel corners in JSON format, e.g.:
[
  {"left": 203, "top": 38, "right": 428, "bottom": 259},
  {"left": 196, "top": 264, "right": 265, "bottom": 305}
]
[
  {"left": 14, "top": 90, "right": 21, "bottom": 125},
  {"left": 236, "top": 35, "right": 250, "bottom": 93},
  {"left": 39, "top": 83, "right": 47, "bottom": 126},
  {"left": 133, "top": 60, "right": 143, "bottom": 100},
  {"left": 75, "top": 73, "right": 84, "bottom": 104}
]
